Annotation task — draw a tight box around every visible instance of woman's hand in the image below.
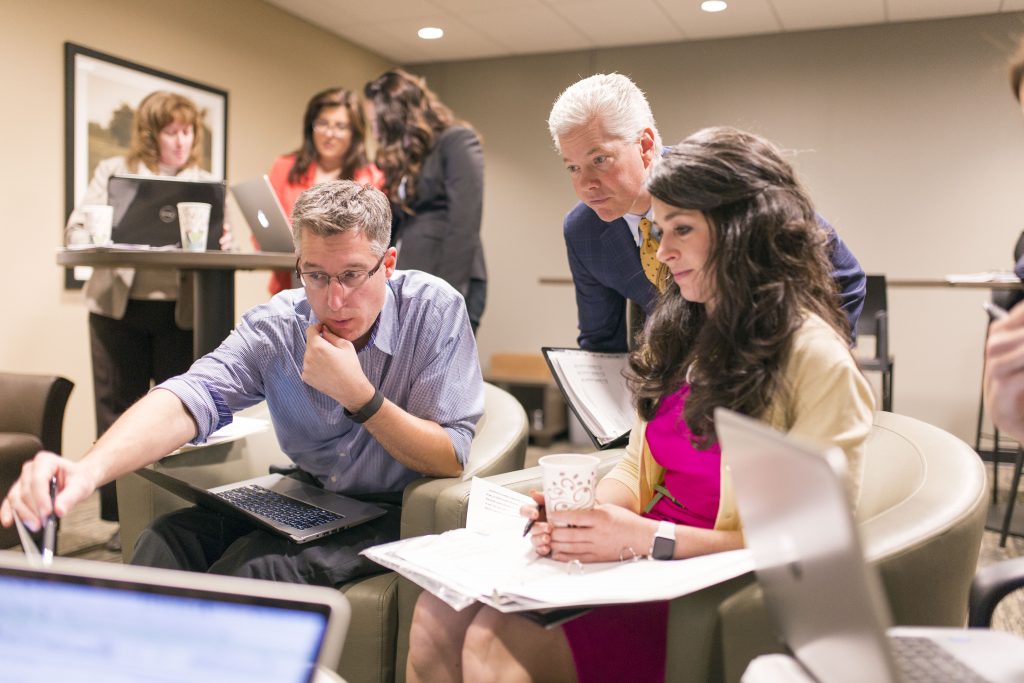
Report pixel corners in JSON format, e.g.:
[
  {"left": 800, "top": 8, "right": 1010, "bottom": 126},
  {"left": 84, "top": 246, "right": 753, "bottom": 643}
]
[{"left": 537, "top": 503, "right": 658, "bottom": 563}]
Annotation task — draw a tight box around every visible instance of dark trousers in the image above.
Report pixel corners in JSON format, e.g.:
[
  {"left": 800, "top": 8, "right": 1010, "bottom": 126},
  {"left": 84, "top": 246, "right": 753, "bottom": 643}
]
[
  {"left": 89, "top": 301, "right": 193, "bottom": 521},
  {"left": 130, "top": 496, "right": 403, "bottom": 586}
]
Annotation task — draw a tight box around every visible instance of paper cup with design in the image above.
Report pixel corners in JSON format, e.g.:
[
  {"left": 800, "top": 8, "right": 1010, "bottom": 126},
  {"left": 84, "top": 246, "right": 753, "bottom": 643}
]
[
  {"left": 177, "top": 202, "right": 211, "bottom": 251},
  {"left": 540, "top": 454, "right": 600, "bottom": 517},
  {"left": 82, "top": 204, "right": 113, "bottom": 245}
]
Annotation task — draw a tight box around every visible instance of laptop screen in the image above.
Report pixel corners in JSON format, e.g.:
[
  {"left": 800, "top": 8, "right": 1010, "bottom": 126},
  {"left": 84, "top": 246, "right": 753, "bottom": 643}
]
[{"left": 0, "top": 555, "right": 344, "bottom": 683}]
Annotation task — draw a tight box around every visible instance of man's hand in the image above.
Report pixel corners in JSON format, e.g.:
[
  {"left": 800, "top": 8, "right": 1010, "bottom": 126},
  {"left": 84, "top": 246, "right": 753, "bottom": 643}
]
[
  {"left": 302, "top": 324, "right": 376, "bottom": 411},
  {"left": 985, "top": 302, "right": 1024, "bottom": 443},
  {"left": 0, "top": 451, "right": 99, "bottom": 532}
]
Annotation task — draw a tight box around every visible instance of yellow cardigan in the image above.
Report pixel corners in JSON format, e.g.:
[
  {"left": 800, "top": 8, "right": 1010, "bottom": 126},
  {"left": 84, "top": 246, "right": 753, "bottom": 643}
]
[{"left": 601, "top": 313, "right": 876, "bottom": 530}]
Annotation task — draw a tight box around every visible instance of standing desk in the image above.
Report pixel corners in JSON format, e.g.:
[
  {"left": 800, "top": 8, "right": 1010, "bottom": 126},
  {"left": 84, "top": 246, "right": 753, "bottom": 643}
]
[{"left": 57, "top": 247, "right": 295, "bottom": 358}]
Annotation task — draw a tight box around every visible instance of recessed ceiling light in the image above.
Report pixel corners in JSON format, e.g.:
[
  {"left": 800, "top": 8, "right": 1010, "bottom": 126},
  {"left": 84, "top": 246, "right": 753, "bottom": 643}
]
[
  {"left": 418, "top": 27, "right": 444, "bottom": 40},
  {"left": 701, "top": 0, "right": 727, "bottom": 12}
]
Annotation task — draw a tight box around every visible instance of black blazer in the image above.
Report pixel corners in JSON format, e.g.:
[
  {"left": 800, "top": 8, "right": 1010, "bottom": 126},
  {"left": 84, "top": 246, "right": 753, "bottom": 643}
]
[{"left": 393, "top": 126, "right": 486, "bottom": 298}]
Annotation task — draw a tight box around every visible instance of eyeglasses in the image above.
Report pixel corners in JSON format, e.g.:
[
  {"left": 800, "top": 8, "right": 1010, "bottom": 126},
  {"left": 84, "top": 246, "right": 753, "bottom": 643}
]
[
  {"left": 312, "top": 120, "right": 351, "bottom": 136},
  {"left": 296, "top": 252, "right": 386, "bottom": 293}
]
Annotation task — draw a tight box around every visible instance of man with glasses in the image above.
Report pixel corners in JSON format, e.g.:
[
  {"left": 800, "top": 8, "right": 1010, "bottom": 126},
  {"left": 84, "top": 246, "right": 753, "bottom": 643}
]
[
  {"left": 1, "top": 181, "right": 483, "bottom": 587},
  {"left": 548, "top": 73, "right": 866, "bottom": 351}
]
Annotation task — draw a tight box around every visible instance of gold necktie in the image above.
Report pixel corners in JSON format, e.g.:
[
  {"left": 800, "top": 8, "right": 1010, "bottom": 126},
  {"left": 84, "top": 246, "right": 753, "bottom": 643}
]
[{"left": 638, "top": 217, "right": 660, "bottom": 286}]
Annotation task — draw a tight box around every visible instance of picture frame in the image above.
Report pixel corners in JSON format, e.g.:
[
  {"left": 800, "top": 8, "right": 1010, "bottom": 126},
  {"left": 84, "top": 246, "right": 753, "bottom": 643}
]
[{"left": 63, "top": 42, "right": 228, "bottom": 288}]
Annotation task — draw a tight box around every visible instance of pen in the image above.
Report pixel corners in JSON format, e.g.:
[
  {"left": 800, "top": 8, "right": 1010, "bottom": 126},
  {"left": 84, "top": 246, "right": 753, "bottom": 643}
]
[
  {"left": 41, "top": 476, "right": 57, "bottom": 565},
  {"left": 984, "top": 301, "right": 1010, "bottom": 321},
  {"left": 523, "top": 503, "right": 543, "bottom": 537}
]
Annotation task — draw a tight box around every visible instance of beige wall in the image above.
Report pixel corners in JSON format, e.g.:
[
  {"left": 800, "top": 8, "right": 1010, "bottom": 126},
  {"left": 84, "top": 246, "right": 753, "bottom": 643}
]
[
  {"left": 0, "top": 0, "right": 391, "bottom": 456},
  {"left": 413, "top": 12, "right": 1024, "bottom": 444}
]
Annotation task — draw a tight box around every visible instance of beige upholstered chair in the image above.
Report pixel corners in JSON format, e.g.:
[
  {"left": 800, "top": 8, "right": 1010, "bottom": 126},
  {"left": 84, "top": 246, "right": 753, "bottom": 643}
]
[
  {"left": 116, "top": 382, "right": 528, "bottom": 683},
  {"left": 415, "top": 411, "right": 987, "bottom": 683},
  {"left": 0, "top": 372, "right": 74, "bottom": 548}
]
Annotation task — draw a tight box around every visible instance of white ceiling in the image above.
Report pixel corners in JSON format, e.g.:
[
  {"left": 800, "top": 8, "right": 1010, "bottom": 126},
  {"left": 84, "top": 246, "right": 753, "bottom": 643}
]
[{"left": 265, "top": 0, "right": 1024, "bottom": 64}]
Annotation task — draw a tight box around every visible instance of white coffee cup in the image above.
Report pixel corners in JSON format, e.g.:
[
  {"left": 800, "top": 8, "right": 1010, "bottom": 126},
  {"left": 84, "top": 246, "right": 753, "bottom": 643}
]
[
  {"left": 539, "top": 453, "right": 600, "bottom": 513},
  {"left": 177, "top": 202, "right": 212, "bottom": 252},
  {"left": 82, "top": 204, "right": 113, "bottom": 245}
]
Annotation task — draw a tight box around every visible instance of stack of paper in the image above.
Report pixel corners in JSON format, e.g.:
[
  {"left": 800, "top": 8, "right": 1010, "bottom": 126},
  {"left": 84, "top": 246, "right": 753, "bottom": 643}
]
[
  {"left": 363, "top": 478, "right": 753, "bottom": 613},
  {"left": 944, "top": 271, "right": 1020, "bottom": 284}
]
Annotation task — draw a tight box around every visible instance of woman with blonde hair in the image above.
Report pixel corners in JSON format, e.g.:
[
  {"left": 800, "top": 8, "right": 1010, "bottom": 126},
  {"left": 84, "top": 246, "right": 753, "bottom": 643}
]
[{"left": 66, "top": 90, "right": 226, "bottom": 536}]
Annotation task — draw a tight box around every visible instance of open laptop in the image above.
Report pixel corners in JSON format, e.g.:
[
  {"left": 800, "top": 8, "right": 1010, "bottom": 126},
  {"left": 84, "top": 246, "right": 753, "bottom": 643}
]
[
  {"left": 231, "top": 175, "right": 297, "bottom": 253},
  {"left": 715, "top": 408, "right": 1024, "bottom": 683},
  {"left": 0, "top": 550, "right": 349, "bottom": 682},
  {"left": 108, "top": 174, "right": 226, "bottom": 249},
  {"left": 137, "top": 467, "right": 386, "bottom": 544}
]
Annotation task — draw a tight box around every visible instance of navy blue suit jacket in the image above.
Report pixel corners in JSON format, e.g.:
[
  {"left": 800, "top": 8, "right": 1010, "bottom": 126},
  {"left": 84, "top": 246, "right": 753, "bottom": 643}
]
[{"left": 563, "top": 201, "right": 867, "bottom": 351}]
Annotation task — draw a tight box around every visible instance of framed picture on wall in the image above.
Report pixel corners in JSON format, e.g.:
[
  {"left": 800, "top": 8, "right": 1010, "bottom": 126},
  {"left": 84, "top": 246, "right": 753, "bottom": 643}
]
[{"left": 63, "top": 42, "right": 228, "bottom": 288}]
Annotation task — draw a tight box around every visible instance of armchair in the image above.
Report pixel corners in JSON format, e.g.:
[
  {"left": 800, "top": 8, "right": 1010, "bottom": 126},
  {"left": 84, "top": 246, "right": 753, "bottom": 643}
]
[
  {"left": 427, "top": 411, "right": 987, "bottom": 683},
  {"left": 116, "top": 381, "right": 528, "bottom": 683},
  {"left": 0, "top": 372, "right": 74, "bottom": 548}
]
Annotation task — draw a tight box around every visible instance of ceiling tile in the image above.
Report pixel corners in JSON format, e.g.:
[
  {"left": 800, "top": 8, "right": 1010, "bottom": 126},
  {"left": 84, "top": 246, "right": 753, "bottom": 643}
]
[
  {"left": 457, "top": 4, "right": 594, "bottom": 55},
  {"left": 655, "top": 0, "right": 783, "bottom": 40},
  {"left": 887, "top": 0, "right": 1002, "bottom": 22},
  {"left": 549, "top": 0, "right": 688, "bottom": 46},
  {"left": 770, "top": 0, "right": 886, "bottom": 31}
]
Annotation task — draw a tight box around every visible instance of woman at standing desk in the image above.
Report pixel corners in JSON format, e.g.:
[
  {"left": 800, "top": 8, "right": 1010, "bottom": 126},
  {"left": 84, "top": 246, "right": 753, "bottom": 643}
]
[
  {"left": 364, "top": 69, "right": 487, "bottom": 333},
  {"left": 405, "top": 127, "right": 875, "bottom": 683},
  {"left": 65, "top": 91, "right": 227, "bottom": 539},
  {"left": 266, "top": 87, "right": 383, "bottom": 295}
]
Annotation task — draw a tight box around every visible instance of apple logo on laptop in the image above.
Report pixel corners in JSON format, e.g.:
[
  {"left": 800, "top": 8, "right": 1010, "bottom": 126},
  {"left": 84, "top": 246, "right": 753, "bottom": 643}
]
[{"left": 257, "top": 209, "right": 270, "bottom": 229}]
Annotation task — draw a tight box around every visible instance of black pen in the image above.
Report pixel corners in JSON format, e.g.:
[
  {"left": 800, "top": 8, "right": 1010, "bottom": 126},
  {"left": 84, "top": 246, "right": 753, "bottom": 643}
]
[
  {"left": 42, "top": 476, "right": 57, "bottom": 564},
  {"left": 523, "top": 504, "right": 543, "bottom": 537}
]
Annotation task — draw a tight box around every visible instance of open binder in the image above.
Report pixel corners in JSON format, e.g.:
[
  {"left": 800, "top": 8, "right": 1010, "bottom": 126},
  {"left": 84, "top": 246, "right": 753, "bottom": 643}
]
[{"left": 542, "top": 347, "right": 633, "bottom": 449}]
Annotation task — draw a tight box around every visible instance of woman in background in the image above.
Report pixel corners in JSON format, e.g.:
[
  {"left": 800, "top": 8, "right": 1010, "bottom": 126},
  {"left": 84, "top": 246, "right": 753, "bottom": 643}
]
[
  {"left": 364, "top": 69, "right": 487, "bottom": 332},
  {"left": 405, "top": 127, "right": 875, "bottom": 683},
  {"left": 66, "top": 91, "right": 225, "bottom": 539},
  {"left": 266, "top": 87, "right": 382, "bottom": 295}
]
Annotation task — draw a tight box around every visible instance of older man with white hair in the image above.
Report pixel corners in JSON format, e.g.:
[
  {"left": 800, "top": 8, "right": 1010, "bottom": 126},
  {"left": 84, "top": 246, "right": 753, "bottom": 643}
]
[{"left": 548, "top": 72, "right": 866, "bottom": 351}]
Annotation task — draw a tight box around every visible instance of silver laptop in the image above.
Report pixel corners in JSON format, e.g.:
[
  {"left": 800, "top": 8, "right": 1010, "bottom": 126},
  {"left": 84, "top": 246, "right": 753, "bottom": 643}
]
[
  {"left": 0, "top": 550, "right": 349, "bottom": 682},
  {"left": 715, "top": 408, "right": 1024, "bottom": 683},
  {"left": 108, "top": 174, "right": 226, "bottom": 248},
  {"left": 231, "top": 175, "right": 297, "bottom": 253},
  {"left": 137, "top": 467, "right": 386, "bottom": 544}
]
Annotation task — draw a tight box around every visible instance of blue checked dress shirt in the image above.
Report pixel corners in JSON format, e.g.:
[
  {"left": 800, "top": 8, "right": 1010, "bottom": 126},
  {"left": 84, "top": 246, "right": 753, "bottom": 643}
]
[{"left": 158, "top": 270, "right": 484, "bottom": 495}]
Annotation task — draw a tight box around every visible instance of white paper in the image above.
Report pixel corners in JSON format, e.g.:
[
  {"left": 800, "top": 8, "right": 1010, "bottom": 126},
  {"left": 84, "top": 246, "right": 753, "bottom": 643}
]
[
  {"left": 174, "top": 416, "right": 269, "bottom": 454},
  {"left": 361, "top": 479, "right": 754, "bottom": 613},
  {"left": 945, "top": 271, "right": 1020, "bottom": 284},
  {"left": 546, "top": 350, "right": 634, "bottom": 445}
]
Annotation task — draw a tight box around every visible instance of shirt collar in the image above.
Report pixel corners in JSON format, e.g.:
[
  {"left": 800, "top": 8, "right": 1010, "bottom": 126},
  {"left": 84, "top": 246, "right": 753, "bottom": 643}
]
[{"left": 622, "top": 207, "right": 654, "bottom": 247}]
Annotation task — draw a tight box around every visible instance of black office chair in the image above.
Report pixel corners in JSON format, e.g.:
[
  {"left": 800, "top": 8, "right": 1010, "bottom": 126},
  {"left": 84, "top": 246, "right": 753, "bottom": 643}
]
[{"left": 854, "top": 274, "right": 894, "bottom": 412}]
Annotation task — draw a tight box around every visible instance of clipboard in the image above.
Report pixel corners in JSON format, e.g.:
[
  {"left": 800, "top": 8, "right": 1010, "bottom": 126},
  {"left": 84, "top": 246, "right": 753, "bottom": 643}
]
[{"left": 541, "top": 347, "right": 632, "bottom": 450}]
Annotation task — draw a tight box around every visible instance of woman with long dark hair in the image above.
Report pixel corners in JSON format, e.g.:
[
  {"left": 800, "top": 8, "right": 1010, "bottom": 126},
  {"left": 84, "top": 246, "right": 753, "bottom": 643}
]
[
  {"left": 266, "top": 87, "right": 383, "bottom": 294},
  {"left": 364, "top": 69, "right": 487, "bottom": 331},
  {"left": 404, "top": 127, "right": 875, "bottom": 683}
]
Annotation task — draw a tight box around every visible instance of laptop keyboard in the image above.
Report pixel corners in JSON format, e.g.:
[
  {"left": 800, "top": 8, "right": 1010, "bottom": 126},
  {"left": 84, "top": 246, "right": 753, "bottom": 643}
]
[
  {"left": 891, "top": 636, "right": 989, "bottom": 683},
  {"left": 216, "top": 485, "right": 343, "bottom": 530}
]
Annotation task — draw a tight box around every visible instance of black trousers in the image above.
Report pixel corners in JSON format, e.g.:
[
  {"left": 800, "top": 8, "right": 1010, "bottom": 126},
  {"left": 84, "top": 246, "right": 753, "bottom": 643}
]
[
  {"left": 130, "top": 494, "right": 403, "bottom": 586},
  {"left": 89, "top": 301, "right": 193, "bottom": 521}
]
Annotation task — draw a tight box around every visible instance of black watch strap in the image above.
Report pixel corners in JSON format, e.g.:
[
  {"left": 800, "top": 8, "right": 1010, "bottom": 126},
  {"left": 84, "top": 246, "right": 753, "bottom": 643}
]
[{"left": 344, "top": 389, "right": 384, "bottom": 424}]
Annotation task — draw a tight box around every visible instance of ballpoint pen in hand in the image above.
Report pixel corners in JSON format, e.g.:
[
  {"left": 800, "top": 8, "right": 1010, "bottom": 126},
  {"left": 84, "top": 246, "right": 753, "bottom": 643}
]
[{"left": 41, "top": 475, "right": 57, "bottom": 565}]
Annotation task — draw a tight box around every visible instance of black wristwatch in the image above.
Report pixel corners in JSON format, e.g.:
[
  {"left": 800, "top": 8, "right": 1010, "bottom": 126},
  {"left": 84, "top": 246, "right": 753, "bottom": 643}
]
[
  {"left": 650, "top": 520, "right": 676, "bottom": 561},
  {"left": 343, "top": 389, "right": 384, "bottom": 424}
]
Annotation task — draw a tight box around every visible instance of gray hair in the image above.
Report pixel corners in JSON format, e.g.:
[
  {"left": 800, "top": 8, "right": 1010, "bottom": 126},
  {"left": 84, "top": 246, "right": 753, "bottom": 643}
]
[
  {"left": 291, "top": 181, "right": 392, "bottom": 256},
  {"left": 547, "top": 73, "right": 661, "bottom": 153}
]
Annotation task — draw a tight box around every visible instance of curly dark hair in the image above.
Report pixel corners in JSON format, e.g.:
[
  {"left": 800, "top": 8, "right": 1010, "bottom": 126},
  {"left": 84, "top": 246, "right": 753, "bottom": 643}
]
[
  {"left": 629, "top": 127, "right": 848, "bottom": 446},
  {"left": 364, "top": 69, "right": 468, "bottom": 213},
  {"left": 288, "top": 87, "right": 370, "bottom": 185}
]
